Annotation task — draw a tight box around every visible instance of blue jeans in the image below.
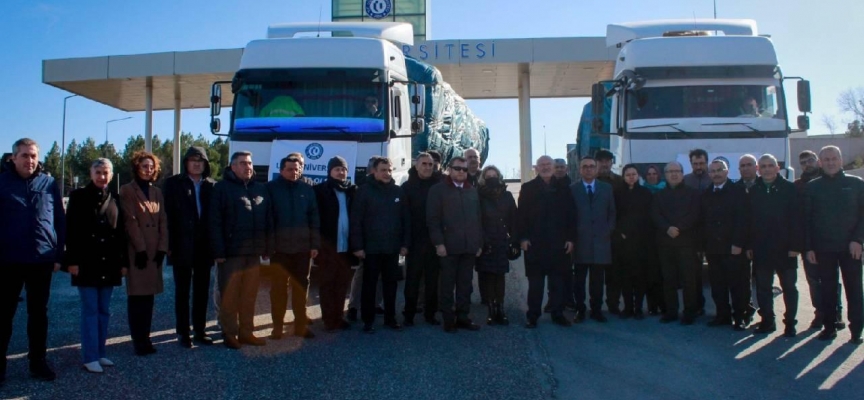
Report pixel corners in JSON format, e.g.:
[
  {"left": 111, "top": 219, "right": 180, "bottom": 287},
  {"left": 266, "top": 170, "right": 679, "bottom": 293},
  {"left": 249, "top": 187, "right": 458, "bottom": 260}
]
[{"left": 79, "top": 286, "right": 113, "bottom": 363}]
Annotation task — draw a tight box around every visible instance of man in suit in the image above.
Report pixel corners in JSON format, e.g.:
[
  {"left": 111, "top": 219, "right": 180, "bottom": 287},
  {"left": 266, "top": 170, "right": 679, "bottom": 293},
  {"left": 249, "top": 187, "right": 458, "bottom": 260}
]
[
  {"left": 164, "top": 147, "right": 216, "bottom": 348},
  {"left": 571, "top": 156, "right": 616, "bottom": 323}
]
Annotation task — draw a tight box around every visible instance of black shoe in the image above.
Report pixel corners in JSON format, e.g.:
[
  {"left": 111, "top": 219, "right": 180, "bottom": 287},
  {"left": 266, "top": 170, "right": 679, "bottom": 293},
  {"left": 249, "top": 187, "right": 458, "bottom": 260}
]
[
  {"left": 573, "top": 310, "right": 586, "bottom": 323},
  {"left": 347, "top": 308, "right": 358, "bottom": 322},
  {"left": 707, "top": 317, "right": 731, "bottom": 327},
  {"left": 375, "top": 306, "right": 385, "bottom": 315},
  {"left": 607, "top": 306, "right": 621, "bottom": 315},
  {"left": 193, "top": 333, "right": 214, "bottom": 345},
  {"left": 179, "top": 335, "right": 193, "bottom": 348},
  {"left": 363, "top": 324, "right": 376, "bottom": 334},
  {"left": 835, "top": 321, "right": 847, "bottom": 331},
  {"left": 425, "top": 316, "right": 441, "bottom": 326},
  {"left": 659, "top": 314, "right": 678, "bottom": 324},
  {"left": 784, "top": 325, "right": 797, "bottom": 338},
  {"left": 620, "top": 310, "right": 634, "bottom": 320},
  {"left": 552, "top": 315, "right": 572, "bottom": 327},
  {"left": 809, "top": 318, "right": 823, "bottom": 330},
  {"left": 849, "top": 336, "right": 863, "bottom": 345},
  {"left": 733, "top": 320, "right": 747, "bottom": 331},
  {"left": 29, "top": 359, "right": 56, "bottom": 382},
  {"left": 680, "top": 317, "right": 695, "bottom": 326},
  {"left": 224, "top": 337, "right": 242, "bottom": 350},
  {"left": 495, "top": 304, "right": 510, "bottom": 326},
  {"left": 238, "top": 336, "right": 267, "bottom": 346},
  {"left": 134, "top": 342, "right": 156, "bottom": 356},
  {"left": 543, "top": 304, "right": 552, "bottom": 314},
  {"left": 633, "top": 310, "right": 645, "bottom": 320},
  {"left": 525, "top": 318, "right": 538, "bottom": 329},
  {"left": 697, "top": 308, "right": 706, "bottom": 317},
  {"left": 486, "top": 304, "right": 496, "bottom": 325},
  {"left": 385, "top": 320, "right": 403, "bottom": 331},
  {"left": 294, "top": 329, "right": 316, "bottom": 339},
  {"left": 817, "top": 329, "right": 837, "bottom": 341},
  {"left": 754, "top": 320, "right": 776, "bottom": 334},
  {"left": 443, "top": 321, "right": 457, "bottom": 333},
  {"left": 456, "top": 320, "right": 481, "bottom": 331},
  {"left": 590, "top": 311, "right": 608, "bottom": 323}
]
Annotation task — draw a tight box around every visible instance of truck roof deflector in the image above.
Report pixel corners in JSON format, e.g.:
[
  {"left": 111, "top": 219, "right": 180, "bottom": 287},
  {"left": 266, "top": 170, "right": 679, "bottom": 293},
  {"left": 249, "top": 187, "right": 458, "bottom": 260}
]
[
  {"left": 267, "top": 22, "right": 415, "bottom": 46},
  {"left": 606, "top": 19, "right": 758, "bottom": 47}
]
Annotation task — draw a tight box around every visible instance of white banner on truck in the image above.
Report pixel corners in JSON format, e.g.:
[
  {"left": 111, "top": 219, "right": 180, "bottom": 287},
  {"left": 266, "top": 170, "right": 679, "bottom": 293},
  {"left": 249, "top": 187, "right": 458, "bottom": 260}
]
[{"left": 269, "top": 140, "right": 358, "bottom": 184}]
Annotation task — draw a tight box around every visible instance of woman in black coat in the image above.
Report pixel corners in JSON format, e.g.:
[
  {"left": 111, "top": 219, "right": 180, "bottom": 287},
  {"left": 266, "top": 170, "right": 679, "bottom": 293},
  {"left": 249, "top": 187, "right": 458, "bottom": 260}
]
[
  {"left": 613, "top": 164, "right": 654, "bottom": 319},
  {"left": 477, "top": 165, "right": 518, "bottom": 325},
  {"left": 64, "top": 158, "right": 127, "bottom": 373}
]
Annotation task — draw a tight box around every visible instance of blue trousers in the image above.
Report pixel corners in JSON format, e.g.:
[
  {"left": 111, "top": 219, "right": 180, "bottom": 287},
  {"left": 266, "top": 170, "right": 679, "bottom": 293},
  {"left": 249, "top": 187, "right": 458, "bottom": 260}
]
[{"left": 79, "top": 286, "right": 113, "bottom": 364}]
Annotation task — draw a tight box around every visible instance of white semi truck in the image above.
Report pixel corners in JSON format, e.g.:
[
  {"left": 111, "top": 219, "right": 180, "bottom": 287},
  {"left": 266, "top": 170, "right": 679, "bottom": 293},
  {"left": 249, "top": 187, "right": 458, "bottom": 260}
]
[
  {"left": 209, "top": 22, "right": 488, "bottom": 184},
  {"left": 591, "top": 19, "right": 811, "bottom": 179}
]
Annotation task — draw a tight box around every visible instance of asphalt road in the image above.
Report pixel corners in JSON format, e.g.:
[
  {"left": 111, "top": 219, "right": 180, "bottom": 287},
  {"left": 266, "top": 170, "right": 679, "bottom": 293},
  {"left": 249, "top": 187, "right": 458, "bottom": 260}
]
[{"left": 1, "top": 253, "right": 861, "bottom": 400}]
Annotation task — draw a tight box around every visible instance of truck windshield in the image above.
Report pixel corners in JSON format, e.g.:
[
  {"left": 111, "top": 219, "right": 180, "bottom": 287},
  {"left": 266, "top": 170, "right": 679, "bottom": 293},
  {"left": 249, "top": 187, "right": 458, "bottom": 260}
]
[
  {"left": 628, "top": 84, "right": 785, "bottom": 121},
  {"left": 232, "top": 68, "right": 387, "bottom": 136}
]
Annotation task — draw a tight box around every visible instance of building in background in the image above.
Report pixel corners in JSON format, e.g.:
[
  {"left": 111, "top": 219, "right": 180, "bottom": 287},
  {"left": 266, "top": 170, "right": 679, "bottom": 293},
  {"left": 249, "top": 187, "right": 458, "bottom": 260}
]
[{"left": 332, "top": 0, "right": 431, "bottom": 42}]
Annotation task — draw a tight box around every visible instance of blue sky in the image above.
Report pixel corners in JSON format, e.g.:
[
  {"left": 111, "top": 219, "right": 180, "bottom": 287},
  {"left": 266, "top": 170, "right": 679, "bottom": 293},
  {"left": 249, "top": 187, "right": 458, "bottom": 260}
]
[{"left": 2, "top": 0, "right": 861, "bottom": 176}]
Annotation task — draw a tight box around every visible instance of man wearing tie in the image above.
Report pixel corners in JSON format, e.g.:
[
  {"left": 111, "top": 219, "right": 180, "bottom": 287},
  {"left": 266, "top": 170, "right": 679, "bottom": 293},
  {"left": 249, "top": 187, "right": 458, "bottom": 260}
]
[{"left": 571, "top": 156, "right": 616, "bottom": 323}]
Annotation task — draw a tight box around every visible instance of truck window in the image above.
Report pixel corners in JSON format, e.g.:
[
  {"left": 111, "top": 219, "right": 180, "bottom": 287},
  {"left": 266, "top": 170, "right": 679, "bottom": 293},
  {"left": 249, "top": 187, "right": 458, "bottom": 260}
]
[{"left": 627, "top": 84, "right": 784, "bottom": 120}]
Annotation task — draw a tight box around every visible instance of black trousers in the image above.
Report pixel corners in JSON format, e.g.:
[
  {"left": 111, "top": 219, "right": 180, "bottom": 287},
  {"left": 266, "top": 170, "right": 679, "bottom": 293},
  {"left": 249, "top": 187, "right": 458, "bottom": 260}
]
[
  {"left": 362, "top": 254, "right": 399, "bottom": 325},
  {"left": 528, "top": 272, "right": 566, "bottom": 320},
  {"left": 753, "top": 257, "right": 798, "bottom": 323},
  {"left": 270, "top": 253, "right": 312, "bottom": 331},
  {"left": 659, "top": 246, "right": 700, "bottom": 318},
  {"left": 404, "top": 245, "right": 439, "bottom": 320},
  {"left": 802, "top": 256, "right": 843, "bottom": 321},
  {"left": 574, "top": 264, "right": 607, "bottom": 312},
  {"left": 0, "top": 263, "right": 52, "bottom": 361},
  {"left": 644, "top": 251, "right": 665, "bottom": 313},
  {"left": 607, "top": 248, "right": 624, "bottom": 311},
  {"left": 128, "top": 295, "right": 155, "bottom": 346},
  {"left": 318, "top": 252, "right": 354, "bottom": 329},
  {"left": 620, "top": 254, "right": 647, "bottom": 313},
  {"left": 478, "top": 271, "right": 506, "bottom": 305},
  {"left": 706, "top": 254, "right": 750, "bottom": 321},
  {"left": 438, "top": 254, "right": 475, "bottom": 323},
  {"left": 816, "top": 251, "right": 864, "bottom": 336},
  {"left": 173, "top": 261, "right": 212, "bottom": 336}
]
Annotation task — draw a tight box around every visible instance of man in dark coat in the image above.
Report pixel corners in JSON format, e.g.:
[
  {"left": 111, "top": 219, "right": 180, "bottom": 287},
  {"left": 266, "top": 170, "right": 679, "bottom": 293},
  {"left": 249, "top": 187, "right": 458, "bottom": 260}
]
[
  {"left": 0, "top": 138, "right": 66, "bottom": 382},
  {"left": 571, "top": 156, "right": 616, "bottom": 323},
  {"left": 748, "top": 154, "right": 803, "bottom": 337},
  {"left": 401, "top": 153, "right": 443, "bottom": 326},
  {"left": 427, "top": 157, "right": 484, "bottom": 332},
  {"left": 805, "top": 146, "right": 864, "bottom": 344},
  {"left": 553, "top": 158, "right": 571, "bottom": 186},
  {"left": 518, "top": 156, "right": 576, "bottom": 328},
  {"left": 164, "top": 146, "right": 216, "bottom": 347},
  {"left": 701, "top": 159, "right": 750, "bottom": 331},
  {"left": 652, "top": 161, "right": 702, "bottom": 325},
  {"left": 735, "top": 154, "right": 760, "bottom": 324},
  {"left": 210, "top": 151, "right": 272, "bottom": 349},
  {"left": 350, "top": 157, "right": 410, "bottom": 333},
  {"left": 795, "top": 150, "right": 844, "bottom": 331},
  {"left": 266, "top": 155, "right": 321, "bottom": 339},
  {"left": 464, "top": 148, "right": 482, "bottom": 186},
  {"left": 594, "top": 150, "right": 624, "bottom": 314},
  {"left": 314, "top": 156, "right": 358, "bottom": 332}
]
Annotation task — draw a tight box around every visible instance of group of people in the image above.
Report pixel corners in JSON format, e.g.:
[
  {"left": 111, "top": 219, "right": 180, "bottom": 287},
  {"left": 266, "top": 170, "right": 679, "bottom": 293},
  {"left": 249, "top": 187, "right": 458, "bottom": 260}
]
[{"left": 1, "top": 135, "right": 863, "bottom": 385}]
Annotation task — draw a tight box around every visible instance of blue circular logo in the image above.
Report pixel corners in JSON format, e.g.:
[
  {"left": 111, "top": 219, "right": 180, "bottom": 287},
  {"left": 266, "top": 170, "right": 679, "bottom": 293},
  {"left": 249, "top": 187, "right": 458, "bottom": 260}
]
[
  {"left": 365, "top": 0, "right": 392, "bottom": 19},
  {"left": 305, "top": 143, "right": 324, "bottom": 160}
]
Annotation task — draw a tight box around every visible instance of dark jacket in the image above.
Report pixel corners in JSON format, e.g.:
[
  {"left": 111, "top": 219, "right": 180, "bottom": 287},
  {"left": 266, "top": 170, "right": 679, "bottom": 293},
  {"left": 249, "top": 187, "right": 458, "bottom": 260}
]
[
  {"left": 804, "top": 171, "right": 864, "bottom": 252},
  {"left": 427, "top": 176, "right": 484, "bottom": 256},
  {"left": 0, "top": 162, "right": 66, "bottom": 265},
  {"left": 701, "top": 182, "right": 748, "bottom": 255},
  {"left": 517, "top": 176, "right": 577, "bottom": 277},
  {"left": 163, "top": 147, "right": 216, "bottom": 266},
  {"left": 652, "top": 183, "right": 701, "bottom": 248},
  {"left": 794, "top": 169, "right": 822, "bottom": 194},
  {"left": 613, "top": 183, "right": 654, "bottom": 255},
  {"left": 401, "top": 167, "right": 443, "bottom": 251},
  {"left": 267, "top": 177, "right": 320, "bottom": 254},
  {"left": 597, "top": 172, "right": 625, "bottom": 193},
  {"left": 350, "top": 179, "right": 410, "bottom": 254},
  {"left": 210, "top": 168, "right": 272, "bottom": 258},
  {"left": 64, "top": 183, "right": 127, "bottom": 287},
  {"left": 570, "top": 180, "right": 616, "bottom": 265},
  {"left": 749, "top": 176, "right": 804, "bottom": 265},
  {"left": 314, "top": 178, "right": 357, "bottom": 255},
  {"left": 476, "top": 181, "right": 517, "bottom": 274}
]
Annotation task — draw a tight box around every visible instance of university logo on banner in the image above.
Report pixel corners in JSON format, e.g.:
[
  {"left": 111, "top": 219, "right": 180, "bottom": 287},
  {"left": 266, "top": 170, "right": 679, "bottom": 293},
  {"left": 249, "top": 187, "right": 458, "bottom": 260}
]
[
  {"left": 269, "top": 140, "right": 358, "bottom": 184},
  {"left": 365, "top": 0, "right": 392, "bottom": 19}
]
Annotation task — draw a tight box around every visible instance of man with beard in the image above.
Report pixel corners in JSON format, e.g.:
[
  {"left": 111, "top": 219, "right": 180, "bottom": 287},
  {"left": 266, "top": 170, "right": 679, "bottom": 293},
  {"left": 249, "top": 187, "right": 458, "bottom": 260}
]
[{"left": 401, "top": 153, "right": 443, "bottom": 326}]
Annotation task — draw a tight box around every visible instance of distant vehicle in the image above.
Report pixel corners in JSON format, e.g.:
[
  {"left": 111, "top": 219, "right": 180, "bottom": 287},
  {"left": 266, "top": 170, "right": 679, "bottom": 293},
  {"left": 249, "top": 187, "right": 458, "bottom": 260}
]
[
  {"left": 209, "top": 22, "right": 488, "bottom": 185},
  {"left": 590, "top": 19, "right": 811, "bottom": 179}
]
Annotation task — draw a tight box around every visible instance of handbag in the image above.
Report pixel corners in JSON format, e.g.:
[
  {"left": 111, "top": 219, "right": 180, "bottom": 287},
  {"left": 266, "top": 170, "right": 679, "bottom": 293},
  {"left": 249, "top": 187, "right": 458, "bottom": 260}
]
[{"left": 507, "top": 242, "right": 522, "bottom": 261}]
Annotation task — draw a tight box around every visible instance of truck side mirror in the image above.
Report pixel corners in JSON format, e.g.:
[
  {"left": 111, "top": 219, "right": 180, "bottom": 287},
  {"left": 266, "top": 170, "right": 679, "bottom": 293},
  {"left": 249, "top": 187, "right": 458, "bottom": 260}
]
[
  {"left": 591, "top": 83, "right": 607, "bottom": 134},
  {"left": 797, "top": 115, "right": 810, "bottom": 131},
  {"left": 210, "top": 118, "right": 221, "bottom": 134},
  {"left": 797, "top": 80, "right": 811, "bottom": 113},
  {"left": 410, "top": 84, "right": 426, "bottom": 119},
  {"left": 210, "top": 84, "right": 222, "bottom": 117}
]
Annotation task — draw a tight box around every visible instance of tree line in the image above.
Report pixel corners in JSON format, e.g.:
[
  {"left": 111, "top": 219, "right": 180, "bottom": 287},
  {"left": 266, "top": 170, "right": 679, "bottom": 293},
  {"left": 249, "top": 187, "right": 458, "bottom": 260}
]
[{"left": 39, "top": 132, "right": 229, "bottom": 193}]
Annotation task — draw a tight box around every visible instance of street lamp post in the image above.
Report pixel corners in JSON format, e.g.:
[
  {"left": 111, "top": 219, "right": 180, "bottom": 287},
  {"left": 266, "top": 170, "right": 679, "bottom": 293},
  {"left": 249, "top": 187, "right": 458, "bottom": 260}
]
[
  {"left": 61, "top": 94, "right": 78, "bottom": 197},
  {"left": 105, "top": 116, "right": 133, "bottom": 191}
]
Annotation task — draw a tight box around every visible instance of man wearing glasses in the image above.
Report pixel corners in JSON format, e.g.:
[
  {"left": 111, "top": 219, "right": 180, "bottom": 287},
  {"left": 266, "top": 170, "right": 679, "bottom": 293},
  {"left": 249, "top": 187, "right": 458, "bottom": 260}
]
[
  {"left": 427, "top": 157, "right": 484, "bottom": 332},
  {"left": 652, "top": 161, "right": 702, "bottom": 325}
]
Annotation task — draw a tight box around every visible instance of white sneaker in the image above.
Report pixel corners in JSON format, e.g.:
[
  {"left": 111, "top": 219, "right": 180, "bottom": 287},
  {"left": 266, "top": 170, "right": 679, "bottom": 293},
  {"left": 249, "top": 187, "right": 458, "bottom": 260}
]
[
  {"left": 83, "top": 361, "right": 104, "bottom": 373},
  {"left": 98, "top": 358, "right": 114, "bottom": 367}
]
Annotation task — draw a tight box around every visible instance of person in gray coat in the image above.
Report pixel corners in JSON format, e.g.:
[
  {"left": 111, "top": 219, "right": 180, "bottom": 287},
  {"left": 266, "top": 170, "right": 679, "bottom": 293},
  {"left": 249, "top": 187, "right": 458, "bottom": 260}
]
[
  {"left": 570, "top": 156, "right": 616, "bottom": 323},
  {"left": 427, "top": 157, "right": 484, "bottom": 332}
]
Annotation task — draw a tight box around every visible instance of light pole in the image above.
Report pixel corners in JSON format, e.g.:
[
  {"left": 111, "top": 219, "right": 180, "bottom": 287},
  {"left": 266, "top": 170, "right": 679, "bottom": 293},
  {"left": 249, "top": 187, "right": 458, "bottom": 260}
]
[
  {"left": 105, "top": 117, "right": 133, "bottom": 154},
  {"left": 61, "top": 94, "right": 78, "bottom": 197}
]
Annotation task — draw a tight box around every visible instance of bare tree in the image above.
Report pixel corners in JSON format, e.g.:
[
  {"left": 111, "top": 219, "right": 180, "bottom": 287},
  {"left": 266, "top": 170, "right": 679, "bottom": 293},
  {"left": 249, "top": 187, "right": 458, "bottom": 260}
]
[
  {"left": 838, "top": 87, "right": 864, "bottom": 122},
  {"left": 822, "top": 114, "right": 838, "bottom": 135}
]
